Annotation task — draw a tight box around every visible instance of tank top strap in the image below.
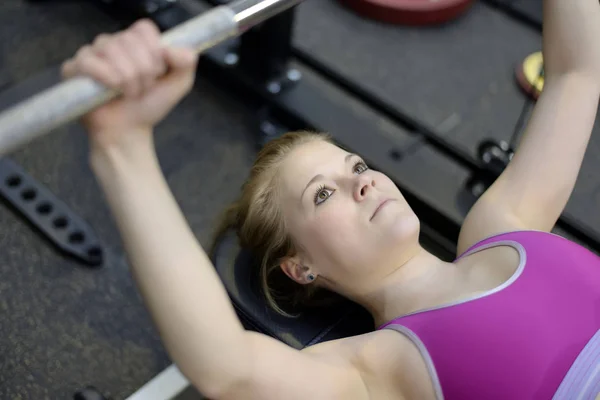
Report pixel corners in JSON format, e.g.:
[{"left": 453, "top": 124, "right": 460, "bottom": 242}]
[{"left": 455, "top": 230, "right": 529, "bottom": 261}]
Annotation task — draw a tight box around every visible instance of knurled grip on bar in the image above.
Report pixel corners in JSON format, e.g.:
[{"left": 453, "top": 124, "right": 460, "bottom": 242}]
[{"left": 0, "top": 6, "right": 238, "bottom": 156}]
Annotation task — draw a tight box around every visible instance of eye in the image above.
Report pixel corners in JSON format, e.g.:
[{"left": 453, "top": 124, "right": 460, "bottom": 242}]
[
  {"left": 353, "top": 160, "right": 369, "bottom": 174},
  {"left": 314, "top": 185, "right": 335, "bottom": 205}
]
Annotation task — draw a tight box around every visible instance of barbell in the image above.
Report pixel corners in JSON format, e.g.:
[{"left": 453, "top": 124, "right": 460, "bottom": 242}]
[{"left": 0, "top": 0, "right": 305, "bottom": 156}]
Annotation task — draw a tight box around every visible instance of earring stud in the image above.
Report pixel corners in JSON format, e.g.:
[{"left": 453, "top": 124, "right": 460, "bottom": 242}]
[{"left": 307, "top": 273, "right": 315, "bottom": 282}]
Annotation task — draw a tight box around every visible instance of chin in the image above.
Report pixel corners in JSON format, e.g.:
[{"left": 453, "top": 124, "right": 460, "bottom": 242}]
[{"left": 387, "top": 213, "right": 420, "bottom": 243}]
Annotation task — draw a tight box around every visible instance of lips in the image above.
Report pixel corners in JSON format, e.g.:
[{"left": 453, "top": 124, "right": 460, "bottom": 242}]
[{"left": 370, "top": 199, "right": 393, "bottom": 221}]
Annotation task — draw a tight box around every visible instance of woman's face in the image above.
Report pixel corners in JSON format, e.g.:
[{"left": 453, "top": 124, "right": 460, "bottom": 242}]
[{"left": 277, "top": 140, "right": 421, "bottom": 295}]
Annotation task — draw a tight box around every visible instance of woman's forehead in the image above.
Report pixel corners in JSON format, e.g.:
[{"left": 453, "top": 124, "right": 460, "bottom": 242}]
[
  {"left": 279, "top": 141, "right": 348, "bottom": 195},
  {"left": 285, "top": 141, "right": 345, "bottom": 171}
]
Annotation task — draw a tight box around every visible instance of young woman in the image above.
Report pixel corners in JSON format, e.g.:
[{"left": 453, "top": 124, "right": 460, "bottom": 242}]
[{"left": 61, "top": 0, "right": 600, "bottom": 398}]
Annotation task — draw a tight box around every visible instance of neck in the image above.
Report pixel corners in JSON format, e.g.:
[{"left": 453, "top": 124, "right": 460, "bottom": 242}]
[{"left": 356, "top": 246, "right": 458, "bottom": 328}]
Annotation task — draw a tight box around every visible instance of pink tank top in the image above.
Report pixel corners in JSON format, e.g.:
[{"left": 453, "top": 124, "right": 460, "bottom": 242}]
[{"left": 378, "top": 230, "right": 600, "bottom": 399}]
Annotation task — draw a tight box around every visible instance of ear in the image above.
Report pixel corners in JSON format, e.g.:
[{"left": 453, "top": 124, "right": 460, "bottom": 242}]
[{"left": 280, "top": 257, "right": 315, "bottom": 285}]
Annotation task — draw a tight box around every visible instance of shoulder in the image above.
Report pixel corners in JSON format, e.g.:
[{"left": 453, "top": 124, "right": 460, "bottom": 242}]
[
  {"left": 457, "top": 197, "right": 528, "bottom": 257},
  {"left": 304, "top": 329, "right": 435, "bottom": 399},
  {"left": 303, "top": 328, "right": 408, "bottom": 364}
]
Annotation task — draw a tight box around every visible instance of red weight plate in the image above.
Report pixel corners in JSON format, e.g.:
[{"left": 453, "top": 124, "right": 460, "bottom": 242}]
[{"left": 337, "top": 0, "right": 475, "bottom": 25}]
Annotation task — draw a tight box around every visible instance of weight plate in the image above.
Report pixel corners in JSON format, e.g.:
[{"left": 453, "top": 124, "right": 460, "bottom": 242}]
[
  {"left": 337, "top": 0, "right": 475, "bottom": 25},
  {"left": 516, "top": 51, "right": 544, "bottom": 100}
]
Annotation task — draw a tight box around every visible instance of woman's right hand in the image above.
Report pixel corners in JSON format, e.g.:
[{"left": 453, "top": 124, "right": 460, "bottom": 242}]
[{"left": 61, "top": 19, "right": 198, "bottom": 151}]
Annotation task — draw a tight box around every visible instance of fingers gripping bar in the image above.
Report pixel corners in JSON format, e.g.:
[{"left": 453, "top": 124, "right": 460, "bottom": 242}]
[{"left": 0, "top": 0, "right": 304, "bottom": 156}]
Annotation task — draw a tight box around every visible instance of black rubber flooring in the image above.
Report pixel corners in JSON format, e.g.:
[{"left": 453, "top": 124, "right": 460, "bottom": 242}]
[{"left": 0, "top": 1, "right": 256, "bottom": 398}]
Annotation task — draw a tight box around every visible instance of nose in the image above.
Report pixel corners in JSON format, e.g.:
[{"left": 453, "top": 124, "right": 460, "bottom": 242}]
[{"left": 354, "top": 173, "right": 375, "bottom": 201}]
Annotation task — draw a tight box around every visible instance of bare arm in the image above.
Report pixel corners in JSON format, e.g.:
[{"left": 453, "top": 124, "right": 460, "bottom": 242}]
[
  {"left": 458, "top": 0, "right": 600, "bottom": 254},
  {"left": 90, "top": 140, "right": 369, "bottom": 400}
]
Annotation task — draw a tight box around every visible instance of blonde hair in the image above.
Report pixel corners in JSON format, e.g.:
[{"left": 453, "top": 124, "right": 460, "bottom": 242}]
[{"left": 210, "top": 131, "right": 339, "bottom": 316}]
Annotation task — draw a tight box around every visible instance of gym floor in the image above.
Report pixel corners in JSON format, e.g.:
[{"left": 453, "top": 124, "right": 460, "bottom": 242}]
[
  {"left": 1, "top": 0, "right": 598, "bottom": 399},
  {"left": 0, "top": 1, "right": 256, "bottom": 398}
]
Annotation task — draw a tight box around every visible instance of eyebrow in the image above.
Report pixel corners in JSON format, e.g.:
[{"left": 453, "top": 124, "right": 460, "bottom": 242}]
[{"left": 300, "top": 153, "right": 358, "bottom": 201}]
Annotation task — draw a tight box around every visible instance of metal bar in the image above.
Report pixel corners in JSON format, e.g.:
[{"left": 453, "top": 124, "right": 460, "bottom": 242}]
[
  {"left": 231, "top": 0, "right": 303, "bottom": 31},
  {"left": 125, "top": 364, "right": 191, "bottom": 400},
  {"left": 0, "top": 0, "right": 304, "bottom": 156}
]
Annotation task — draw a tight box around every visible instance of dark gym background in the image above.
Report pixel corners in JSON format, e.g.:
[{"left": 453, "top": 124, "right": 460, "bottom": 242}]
[{"left": 1, "top": 0, "right": 598, "bottom": 399}]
